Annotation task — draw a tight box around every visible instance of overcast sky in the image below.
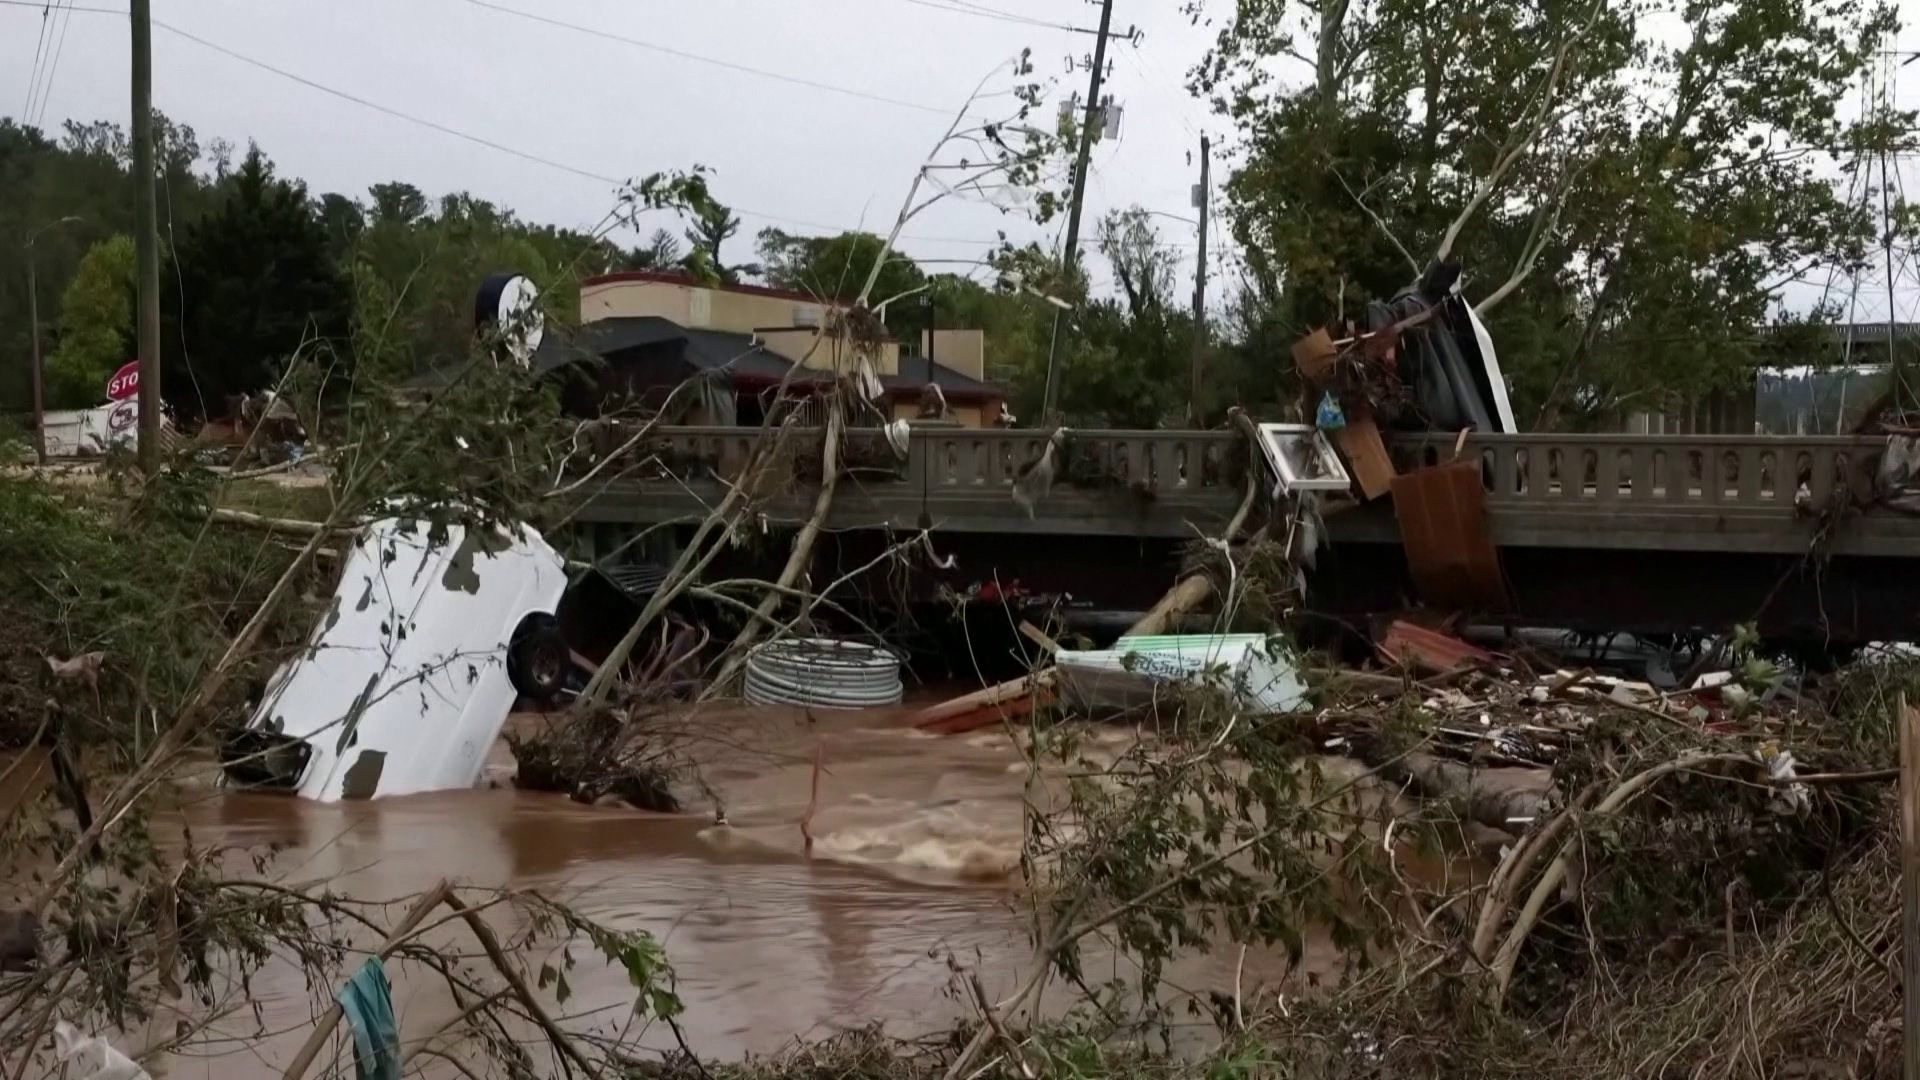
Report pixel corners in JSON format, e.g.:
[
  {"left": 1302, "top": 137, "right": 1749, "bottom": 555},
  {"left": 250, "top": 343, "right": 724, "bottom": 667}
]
[
  {"left": 3, "top": 0, "right": 1224, "bottom": 301},
  {"left": 7, "top": 0, "right": 1920, "bottom": 325}
]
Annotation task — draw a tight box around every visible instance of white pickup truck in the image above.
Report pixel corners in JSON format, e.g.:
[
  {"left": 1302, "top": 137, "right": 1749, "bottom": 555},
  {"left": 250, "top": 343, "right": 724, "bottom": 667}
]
[{"left": 221, "top": 516, "right": 570, "bottom": 802}]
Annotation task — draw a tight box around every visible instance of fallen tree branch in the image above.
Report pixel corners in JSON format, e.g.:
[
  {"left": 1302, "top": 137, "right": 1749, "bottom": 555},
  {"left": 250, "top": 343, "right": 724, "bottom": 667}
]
[
  {"left": 1486, "top": 751, "right": 1758, "bottom": 1007},
  {"left": 1471, "top": 781, "right": 1602, "bottom": 963},
  {"left": 209, "top": 507, "right": 352, "bottom": 536},
  {"left": 283, "top": 880, "right": 454, "bottom": 1080},
  {"left": 440, "top": 892, "right": 600, "bottom": 1079},
  {"left": 713, "top": 406, "right": 844, "bottom": 685},
  {"left": 1127, "top": 408, "right": 1264, "bottom": 638},
  {"left": 30, "top": 521, "right": 337, "bottom": 918}
]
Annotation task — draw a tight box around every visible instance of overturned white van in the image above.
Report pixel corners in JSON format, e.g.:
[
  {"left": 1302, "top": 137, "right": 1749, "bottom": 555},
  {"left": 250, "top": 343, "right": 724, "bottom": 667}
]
[{"left": 221, "top": 516, "right": 570, "bottom": 802}]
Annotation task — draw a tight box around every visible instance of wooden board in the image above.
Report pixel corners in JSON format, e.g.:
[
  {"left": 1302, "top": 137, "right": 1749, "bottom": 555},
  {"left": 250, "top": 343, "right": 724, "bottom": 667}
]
[
  {"left": 1390, "top": 460, "right": 1509, "bottom": 612},
  {"left": 1291, "top": 328, "right": 1339, "bottom": 384},
  {"left": 1333, "top": 414, "right": 1396, "bottom": 501}
]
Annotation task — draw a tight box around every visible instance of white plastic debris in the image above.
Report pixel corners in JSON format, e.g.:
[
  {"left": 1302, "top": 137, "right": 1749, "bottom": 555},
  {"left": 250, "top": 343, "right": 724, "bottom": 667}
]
[
  {"left": 1762, "top": 748, "right": 1810, "bottom": 816},
  {"left": 53, "top": 1021, "right": 150, "bottom": 1080},
  {"left": 1055, "top": 634, "right": 1306, "bottom": 715}
]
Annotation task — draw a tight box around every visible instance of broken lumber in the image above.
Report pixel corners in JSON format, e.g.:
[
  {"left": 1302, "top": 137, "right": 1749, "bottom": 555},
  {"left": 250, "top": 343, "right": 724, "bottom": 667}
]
[{"left": 909, "top": 671, "right": 1056, "bottom": 731}]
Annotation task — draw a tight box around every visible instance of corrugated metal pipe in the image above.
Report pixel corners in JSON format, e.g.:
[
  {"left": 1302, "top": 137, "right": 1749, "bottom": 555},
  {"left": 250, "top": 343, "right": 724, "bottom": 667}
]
[{"left": 743, "top": 638, "right": 903, "bottom": 709}]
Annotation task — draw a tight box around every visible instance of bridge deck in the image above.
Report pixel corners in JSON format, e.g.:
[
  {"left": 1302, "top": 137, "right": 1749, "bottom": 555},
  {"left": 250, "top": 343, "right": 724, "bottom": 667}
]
[{"left": 568, "top": 427, "right": 1920, "bottom": 557}]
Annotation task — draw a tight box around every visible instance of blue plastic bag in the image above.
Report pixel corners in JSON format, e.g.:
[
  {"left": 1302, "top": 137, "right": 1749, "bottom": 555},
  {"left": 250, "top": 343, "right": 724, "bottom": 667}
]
[{"left": 1315, "top": 390, "right": 1347, "bottom": 431}]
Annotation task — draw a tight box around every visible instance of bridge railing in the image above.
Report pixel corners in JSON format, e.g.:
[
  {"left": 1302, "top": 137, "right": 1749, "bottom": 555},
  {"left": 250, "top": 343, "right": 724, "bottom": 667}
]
[
  {"left": 591, "top": 425, "right": 1887, "bottom": 513},
  {"left": 1385, "top": 433, "right": 1885, "bottom": 510},
  {"left": 594, "top": 425, "right": 1249, "bottom": 499}
]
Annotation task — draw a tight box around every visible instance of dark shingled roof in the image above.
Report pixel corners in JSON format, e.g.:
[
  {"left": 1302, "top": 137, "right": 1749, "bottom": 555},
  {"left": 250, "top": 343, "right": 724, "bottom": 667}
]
[
  {"left": 467, "top": 315, "right": 1000, "bottom": 400},
  {"left": 884, "top": 354, "right": 1005, "bottom": 400},
  {"left": 531, "top": 316, "right": 807, "bottom": 383}
]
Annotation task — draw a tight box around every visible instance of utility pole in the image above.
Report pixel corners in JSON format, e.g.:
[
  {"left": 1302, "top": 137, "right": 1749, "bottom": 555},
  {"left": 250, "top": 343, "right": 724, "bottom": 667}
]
[
  {"left": 1187, "top": 134, "right": 1210, "bottom": 428},
  {"left": 1038, "top": 0, "right": 1116, "bottom": 422},
  {"left": 26, "top": 252, "right": 44, "bottom": 467},
  {"left": 131, "top": 0, "right": 163, "bottom": 471},
  {"left": 24, "top": 216, "right": 83, "bottom": 468}
]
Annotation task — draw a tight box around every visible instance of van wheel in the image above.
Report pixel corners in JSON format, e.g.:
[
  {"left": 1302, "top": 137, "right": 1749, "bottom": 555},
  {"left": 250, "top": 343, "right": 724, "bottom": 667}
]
[{"left": 508, "top": 614, "right": 569, "bottom": 702}]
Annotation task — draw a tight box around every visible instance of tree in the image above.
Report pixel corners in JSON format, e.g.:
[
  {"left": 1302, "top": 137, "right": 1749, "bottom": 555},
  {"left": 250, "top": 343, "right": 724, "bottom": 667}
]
[
  {"left": 757, "top": 229, "right": 927, "bottom": 308},
  {"left": 44, "top": 235, "right": 136, "bottom": 408},
  {"left": 315, "top": 192, "right": 365, "bottom": 264},
  {"left": 624, "top": 228, "right": 682, "bottom": 271},
  {"left": 0, "top": 112, "right": 225, "bottom": 413},
  {"left": 368, "top": 181, "right": 428, "bottom": 225},
  {"left": 682, "top": 197, "right": 756, "bottom": 284},
  {"left": 1098, "top": 209, "right": 1176, "bottom": 317},
  {"left": 1197, "top": 0, "right": 1895, "bottom": 427},
  {"left": 163, "top": 146, "right": 351, "bottom": 416}
]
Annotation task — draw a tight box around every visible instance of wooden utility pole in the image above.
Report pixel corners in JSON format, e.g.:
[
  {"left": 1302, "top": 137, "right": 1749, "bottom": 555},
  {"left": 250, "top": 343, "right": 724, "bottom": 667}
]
[
  {"left": 26, "top": 257, "right": 44, "bottom": 467},
  {"left": 1187, "top": 134, "right": 1210, "bottom": 427},
  {"left": 1902, "top": 691, "right": 1920, "bottom": 1080},
  {"left": 1037, "top": 0, "right": 1115, "bottom": 422},
  {"left": 23, "top": 216, "right": 82, "bottom": 467},
  {"left": 131, "top": 0, "right": 163, "bottom": 471}
]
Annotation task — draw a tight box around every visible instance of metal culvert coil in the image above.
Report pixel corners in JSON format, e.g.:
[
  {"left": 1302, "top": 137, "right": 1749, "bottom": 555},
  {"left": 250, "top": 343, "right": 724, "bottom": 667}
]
[{"left": 743, "top": 638, "right": 903, "bottom": 709}]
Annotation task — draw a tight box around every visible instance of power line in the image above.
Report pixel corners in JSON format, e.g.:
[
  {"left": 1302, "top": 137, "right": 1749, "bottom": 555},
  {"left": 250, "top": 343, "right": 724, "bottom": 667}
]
[
  {"left": 0, "top": 0, "right": 1021, "bottom": 248},
  {"left": 19, "top": 0, "right": 54, "bottom": 122},
  {"left": 892, "top": 0, "right": 1078, "bottom": 33},
  {"left": 457, "top": 0, "right": 951, "bottom": 116},
  {"left": 30, "top": 0, "right": 78, "bottom": 128}
]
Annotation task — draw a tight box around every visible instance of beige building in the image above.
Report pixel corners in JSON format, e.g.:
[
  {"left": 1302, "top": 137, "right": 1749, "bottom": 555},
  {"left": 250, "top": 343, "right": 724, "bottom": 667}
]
[{"left": 577, "top": 271, "right": 1005, "bottom": 426}]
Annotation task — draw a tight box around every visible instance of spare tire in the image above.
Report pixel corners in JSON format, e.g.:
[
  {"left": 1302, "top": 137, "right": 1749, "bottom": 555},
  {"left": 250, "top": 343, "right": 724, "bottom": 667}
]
[{"left": 508, "top": 613, "right": 569, "bottom": 702}]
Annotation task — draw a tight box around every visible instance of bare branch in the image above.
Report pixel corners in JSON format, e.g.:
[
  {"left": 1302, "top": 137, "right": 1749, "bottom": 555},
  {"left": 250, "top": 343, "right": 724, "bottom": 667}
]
[
  {"left": 1473, "top": 156, "right": 1586, "bottom": 312},
  {"left": 1434, "top": 0, "right": 1604, "bottom": 262},
  {"left": 1332, "top": 166, "right": 1420, "bottom": 276}
]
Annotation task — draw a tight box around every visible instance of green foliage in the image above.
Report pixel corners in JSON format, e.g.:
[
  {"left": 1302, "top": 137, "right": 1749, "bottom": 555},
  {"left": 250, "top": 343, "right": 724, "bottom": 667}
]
[
  {"left": 0, "top": 467, "right": 316, "bottom": 750},
  {"left": 345, "top": 188, "right": 580, "bottom": 377},
  {"left": 757, "top": 229, "right": 927, "bottom": 306},
  {"left": 1022, "top": 682, "right": 1396, "bottom": 1020},
  {"left": 0, "top": 114, "right": 225, "bottom": 413},
  {"left": 163, "top": 146, "right": 352, "bottom": 417},
  {"left": 978, "top": 213, "right": 1198, "bottom": 425},
  {"left": 46, "top": 234, "right": 136, "bottom": 408},
  {"left": 683, "top": 191, "right": 757, "bottom": 285},
  {"left": 1199, "top": 0, "right": 1899, "bottom": 426}
]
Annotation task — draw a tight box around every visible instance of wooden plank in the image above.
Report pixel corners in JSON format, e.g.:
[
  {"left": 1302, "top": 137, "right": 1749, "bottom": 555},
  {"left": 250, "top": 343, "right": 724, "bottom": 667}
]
[
  {"left": 1333, "top": 414, "right": 1396, "bottom": 501},
  {"left": 1390, "top": 460, "right": 1508, "bottom": 611}
]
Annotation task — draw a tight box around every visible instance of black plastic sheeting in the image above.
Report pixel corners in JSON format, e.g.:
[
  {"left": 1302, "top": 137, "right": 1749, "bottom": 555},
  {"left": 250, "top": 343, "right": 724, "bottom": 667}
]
[{"left": 1363, "top": 259, "right": 1506, "bottom": 433}]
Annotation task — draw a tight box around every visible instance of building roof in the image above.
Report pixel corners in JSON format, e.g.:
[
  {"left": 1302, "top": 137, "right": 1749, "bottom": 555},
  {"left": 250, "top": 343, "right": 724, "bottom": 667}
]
[
  {"left": 885, "top": 354, "right": 1006, "bottom": 402},
  {"left": 580, "top": 269, "right": 837, "bottom": 306},
  {"left": 534, "top": 314, "right": 1000, "bottom": 399},
  {"left": 531, "top": 316, "right": 810, "bottom": 384},
  {"left": 679, "top": 326, "right": 823, "bottom": 383}
]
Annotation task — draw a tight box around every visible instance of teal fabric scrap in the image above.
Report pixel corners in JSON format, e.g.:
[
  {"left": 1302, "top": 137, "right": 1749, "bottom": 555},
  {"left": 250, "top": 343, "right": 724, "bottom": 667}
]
[{"left": 336, "top": 956, "right": 399, "bottom": 1080}]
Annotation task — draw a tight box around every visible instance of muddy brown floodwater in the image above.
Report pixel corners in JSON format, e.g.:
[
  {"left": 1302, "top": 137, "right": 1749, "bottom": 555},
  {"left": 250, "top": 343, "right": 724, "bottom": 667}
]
[{"left": 13, "top": 702, "right": 1354, "bottom": 1078}]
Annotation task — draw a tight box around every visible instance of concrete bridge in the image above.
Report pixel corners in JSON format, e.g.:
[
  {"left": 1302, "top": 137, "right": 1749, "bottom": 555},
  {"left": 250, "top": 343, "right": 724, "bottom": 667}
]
[{"left": 566, "top": 426, "right": 1920, "bottom": 641}]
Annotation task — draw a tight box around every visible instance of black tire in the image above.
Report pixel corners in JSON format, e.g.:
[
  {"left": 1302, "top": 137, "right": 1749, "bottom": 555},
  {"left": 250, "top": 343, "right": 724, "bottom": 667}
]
[{"left": 508, "top": 613, "right": 569, "bottom": 702}]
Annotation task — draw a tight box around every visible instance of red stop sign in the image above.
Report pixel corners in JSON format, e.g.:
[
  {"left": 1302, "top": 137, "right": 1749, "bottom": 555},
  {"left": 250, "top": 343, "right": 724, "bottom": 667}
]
[{"left": 106, "top": 361, "right": 140, "bottom": 401}]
